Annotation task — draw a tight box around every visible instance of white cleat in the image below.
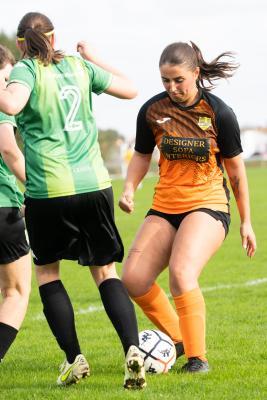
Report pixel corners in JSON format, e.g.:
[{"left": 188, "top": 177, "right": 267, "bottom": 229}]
[
  {"left": 57, "top": 354, "right": 90, "bottom": 386},
  {"left": 124, "top": 345, "right": 146, "bottom": 390}
]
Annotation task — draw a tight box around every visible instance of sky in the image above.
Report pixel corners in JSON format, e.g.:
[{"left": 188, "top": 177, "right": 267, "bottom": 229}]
[{"left": 1, "top": 0, "right": 267, "bottom": 139}]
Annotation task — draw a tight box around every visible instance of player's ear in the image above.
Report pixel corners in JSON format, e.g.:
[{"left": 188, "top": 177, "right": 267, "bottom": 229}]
[{"left": 194, "top": 66, "right": 200, "bottom": 80}]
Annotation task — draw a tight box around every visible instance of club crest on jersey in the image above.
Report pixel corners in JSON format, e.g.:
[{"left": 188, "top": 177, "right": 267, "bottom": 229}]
[{"left": 197, "top": 117, "right": 212, "bottom": 131}]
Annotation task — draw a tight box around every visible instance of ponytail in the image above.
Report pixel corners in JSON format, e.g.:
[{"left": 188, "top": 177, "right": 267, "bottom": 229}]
[
  {"left": 159, "top": 41, "right": 239, "bottom": 91},
  {"left": 17, "top": 12, "right": 64, "bottom": 65},
  {"left": 190, "top": 41, "right": 239, "bottom": 90}
]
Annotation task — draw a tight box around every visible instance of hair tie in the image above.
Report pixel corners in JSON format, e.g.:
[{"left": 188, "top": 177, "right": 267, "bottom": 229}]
[{"left": 17, "top": 29, "right": 54, "bottom": 42}]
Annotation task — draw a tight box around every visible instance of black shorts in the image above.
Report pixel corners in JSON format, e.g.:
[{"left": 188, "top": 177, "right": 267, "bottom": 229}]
[
  {"left": 146, "top": 208, "right": 230, "bottom": 237},
  {"left": 24, "top": 187, "right": 124, "bottom": 266},
  {"left": 0, "top": 207, "right": 30, "bottom": 264}
]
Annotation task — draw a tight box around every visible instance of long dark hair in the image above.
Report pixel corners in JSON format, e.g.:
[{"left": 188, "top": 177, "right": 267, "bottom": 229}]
[
  {"left": 159, "top": 41, "right": 238, "bottom": 90},
  {"left": 17, "top": 12, "right": 64, "bottom": 66}
]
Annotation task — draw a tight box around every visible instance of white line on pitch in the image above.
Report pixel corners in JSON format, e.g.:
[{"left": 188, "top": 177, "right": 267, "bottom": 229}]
[
  {"left": 31, "top": 277, "right": 267, "bottom": 320},
  {"left": 202, "top": 277, "right": 267, "bottom": 292}
]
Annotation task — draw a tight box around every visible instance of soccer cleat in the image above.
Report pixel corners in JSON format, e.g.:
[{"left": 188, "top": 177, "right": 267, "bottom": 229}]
[
  {"left": 181, "top": 357, "right": 209, "bottom": 373},
  {"left": 175, "top": 342, "right": 185, "bottom": 359},
  {"left": 124, "top": 345, "right": 146, "bottom": 390},
  {"left": 57, "top": 354, "right": 90, "bottom": 386}
]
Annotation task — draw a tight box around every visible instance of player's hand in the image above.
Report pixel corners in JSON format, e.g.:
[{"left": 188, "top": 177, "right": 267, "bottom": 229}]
[
  {"left": 77, "top": 41, "right": 98, "bottom": 62},
  {"left": 240, "top": 222, "right": 256, "bottom": 257},
  {"left": 119, "top": 192, "right": 134, "bottom": 214}
]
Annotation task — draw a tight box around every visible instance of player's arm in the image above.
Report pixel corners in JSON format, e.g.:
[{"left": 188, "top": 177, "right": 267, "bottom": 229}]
[
  {"left": 224, "top": 154, "right": 256, "bottom": 257},
  {"left": 119, "top": 102, "right": 155, "bottom": 213},
  {"left": 0, "top": 123, "right": 26, "bottom": 184},
  {"left": 77, "top": 41, "right": 137, "bottom": 99},
  {"left": 0, "top": 83, "right": 30, "bottom": 115},
  {"left": 119, "top": 151, "right": 152, "bottom": 214}
]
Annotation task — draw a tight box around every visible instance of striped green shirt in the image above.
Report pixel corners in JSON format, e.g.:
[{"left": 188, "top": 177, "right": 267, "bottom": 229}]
[
  {"left": 9, "top": 56, "right": 112, "bottom": 198},
  {"left": 0, "top": 112, "right": 24, "bottom": 207}
]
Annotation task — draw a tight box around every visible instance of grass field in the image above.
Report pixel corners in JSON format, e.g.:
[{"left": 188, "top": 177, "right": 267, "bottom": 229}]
[{"left": 1, "top": 166, "right": 267, "bottom": 400}]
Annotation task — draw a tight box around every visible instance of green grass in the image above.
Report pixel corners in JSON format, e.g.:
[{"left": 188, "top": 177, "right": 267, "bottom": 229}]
[{"left": 2, "top": 166, "right": 267, "bottom": 399}]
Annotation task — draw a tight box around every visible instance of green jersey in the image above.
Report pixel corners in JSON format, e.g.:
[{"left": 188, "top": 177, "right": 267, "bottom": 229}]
[
  {"left": 9, "top": 56, "right": 113, "bottom": 199},
  {"left": 0, "top": 112, "right": 24, "bottom": 207}
]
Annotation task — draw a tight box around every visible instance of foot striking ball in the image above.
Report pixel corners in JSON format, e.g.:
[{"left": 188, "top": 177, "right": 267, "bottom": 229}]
[{"left": 138, "top": 330, "right": 176, "bottom": 374}]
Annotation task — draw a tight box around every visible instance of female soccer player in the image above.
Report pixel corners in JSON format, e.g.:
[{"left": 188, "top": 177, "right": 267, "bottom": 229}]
[
  {"left": 0, "top": 12, "right": 145, "bottom": 389},
  {"left": 0, "top": 45, "right": 31, "bottom": 362},
  {"left": 119, "top": 41, "right": 256, "bottom": 373}
]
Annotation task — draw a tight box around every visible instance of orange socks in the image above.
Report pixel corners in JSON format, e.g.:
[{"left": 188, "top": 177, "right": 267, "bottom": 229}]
[
  {"left": 132, "top": 283, "right": 182, "bottom": 343},
  {"left": 173, "top": 288, "right": 206, "bottom": 360},
  {"left": 133, "top": 285, "right": 206, "bottom": 360}
]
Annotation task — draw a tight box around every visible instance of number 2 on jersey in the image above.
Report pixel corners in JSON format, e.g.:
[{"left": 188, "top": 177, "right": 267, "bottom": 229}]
[{"left": 60, "top": 86, "right": 83, "bottom": 132}]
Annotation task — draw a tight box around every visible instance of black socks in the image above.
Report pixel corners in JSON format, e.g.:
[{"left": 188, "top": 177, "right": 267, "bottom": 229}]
[
  {"left": 39, "top": 278, "right": 139, "bottom": 361},
  {"left": 0, "top": 322, "right": 18, "bottom": 361},
  {"left": 39, "top": 280, "right": 81, "bottom": 363},
  {"left": 99, "top": 278, "right": 139, "bottom": 354}
]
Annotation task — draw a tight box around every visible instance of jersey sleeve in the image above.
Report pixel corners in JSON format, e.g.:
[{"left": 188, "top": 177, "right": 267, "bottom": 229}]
[
  {"left": 216, "top": 107, "right": 243, "bottom": 158},
  {"left": 134, "top": 104, "right": 156, "bottom": 154},
  {"left": 83, "top": 60, "right": 112, "bottom": 95},
  {"left": 8, "top": 59, "right": 36, "bottom": 92},
  {"left": 0, "top": 111, "right": 16, "bottom": 128}
]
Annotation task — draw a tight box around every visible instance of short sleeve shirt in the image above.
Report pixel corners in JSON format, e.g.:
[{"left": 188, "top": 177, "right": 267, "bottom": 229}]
[
  {"left": 0, "top": 112, "right": 24, "bottom": 208},
  {"left": 135, "top": 90, "right": 242, "bottom": 214},
  {"left": 9, "top": 56, "right": 113, "bottom": 199}
]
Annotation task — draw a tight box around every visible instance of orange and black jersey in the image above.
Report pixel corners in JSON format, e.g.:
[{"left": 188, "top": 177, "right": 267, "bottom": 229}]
[{"left": 135, "top": 89, "right": 243, "bottom": 214}]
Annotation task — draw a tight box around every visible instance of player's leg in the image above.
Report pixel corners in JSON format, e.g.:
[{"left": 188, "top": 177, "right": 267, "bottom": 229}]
[
  {"left": 169, "top": 211, "right": 226, "bottom": 372},
  {"left": 0, "top": 253, "right": 31, "bottom": 361},
  {"left": 25, "top": 197, "right": 89, "bottom": 385},
  {"left": 90, "top": 263, "right": 146, "bottom": 389},
  {"left": 36, "top": 261, "right": 82, "bottom": 363},
  {"left": 76, "top": 188, "right": 139, "bottom": 361},
  {"left": 77, "top": 187, "right": 144, "bottom": 389},
  {"left": 77, "top": 186, "right": 142, "bottom": 360},
  {"left": 90, "top": 262, "right": 138, "bottom": 355},
  {"left": 122, "top": 215, "right": 183, "bottom": 349},
  {"left": 0, "top": 207, "right": 31, "bottom": 362},
  {"left": 36, "top": 262, "right": 90, "bottom": 385}
]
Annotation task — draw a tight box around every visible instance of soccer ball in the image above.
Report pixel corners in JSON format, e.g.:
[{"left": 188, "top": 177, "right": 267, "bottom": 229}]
[{"left": 138, "top": 329, "right": 176, "bottom": 374}]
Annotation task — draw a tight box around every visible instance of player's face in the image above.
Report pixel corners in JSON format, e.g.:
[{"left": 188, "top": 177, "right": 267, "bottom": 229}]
[
  {"left": 0, "top": 63, "right": 13, "bottom": 89},
  {"left": 160, "top": 63, "right": 199, "bottom": 106}
]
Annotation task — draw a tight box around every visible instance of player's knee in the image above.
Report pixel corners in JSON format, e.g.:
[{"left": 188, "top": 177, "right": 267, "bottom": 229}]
[
  {"left": 91, "top": 263, "right": 119, "bottom": 286},
  {"left": 122, "top": 272, "right": 151, "bottom": 298},
  {"left": 169, "top": 267, "right": 197, "bottom": 295},
  {"left": 1, "top": 284, "right": 31, "bottom": 305},
  {"left": 35, "top": 263, "right": 59, "bottom": 286}
]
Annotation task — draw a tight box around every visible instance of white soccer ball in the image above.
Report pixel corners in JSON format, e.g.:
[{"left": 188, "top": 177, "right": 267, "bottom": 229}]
[{"left": 138, "top": 329, "right": 176, "bottom": 374}]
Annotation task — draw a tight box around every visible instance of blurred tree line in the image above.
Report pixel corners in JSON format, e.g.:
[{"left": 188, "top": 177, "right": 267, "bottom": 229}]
[
  {"left": 0, "top": 32, "right": 20, "bottom": 59},
  {"left": 98, "top": 129, "right": 125, "bottom": 175}
]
